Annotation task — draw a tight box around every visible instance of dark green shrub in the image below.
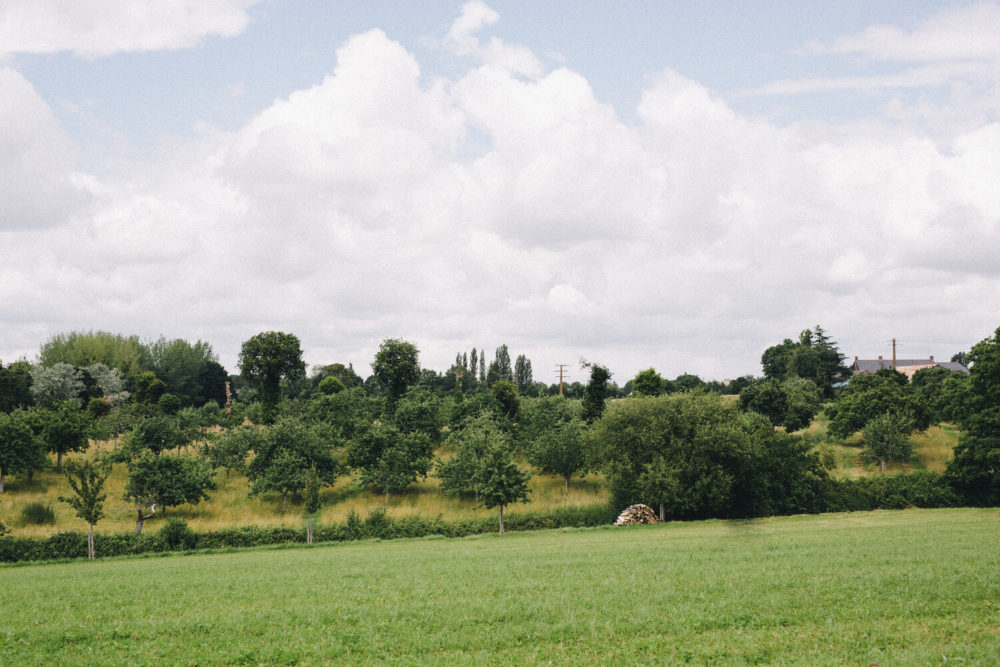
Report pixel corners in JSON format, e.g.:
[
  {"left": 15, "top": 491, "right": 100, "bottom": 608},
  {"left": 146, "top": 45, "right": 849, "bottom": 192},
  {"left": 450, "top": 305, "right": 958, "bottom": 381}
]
[
  {"left": 160, "top": 518, "right": 196, "bottom": 550},
  {"left": 18, "top": 502, "right": 56, "bottom": 526}
]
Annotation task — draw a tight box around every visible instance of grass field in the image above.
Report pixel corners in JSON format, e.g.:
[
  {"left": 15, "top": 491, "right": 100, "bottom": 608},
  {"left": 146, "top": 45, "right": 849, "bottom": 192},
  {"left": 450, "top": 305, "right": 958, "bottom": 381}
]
[{"left": 2, "top": 508, "right": 997, "bottom": 664}]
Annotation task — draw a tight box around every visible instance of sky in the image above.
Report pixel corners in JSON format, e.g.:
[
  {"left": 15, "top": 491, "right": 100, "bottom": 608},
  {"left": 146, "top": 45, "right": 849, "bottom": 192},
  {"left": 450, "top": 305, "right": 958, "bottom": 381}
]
[{"left": 2, "top": 1, "right": 999, "bottom": 385}]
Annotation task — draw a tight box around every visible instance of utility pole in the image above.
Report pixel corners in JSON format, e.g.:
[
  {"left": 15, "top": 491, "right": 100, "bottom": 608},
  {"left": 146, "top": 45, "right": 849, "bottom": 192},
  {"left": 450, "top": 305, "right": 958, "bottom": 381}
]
[
  {"left": 892, "top": 338, "right": 897, "bottom": 370},
  {"left": 555, "top": 364, "right": 568, "bottom": 396}
]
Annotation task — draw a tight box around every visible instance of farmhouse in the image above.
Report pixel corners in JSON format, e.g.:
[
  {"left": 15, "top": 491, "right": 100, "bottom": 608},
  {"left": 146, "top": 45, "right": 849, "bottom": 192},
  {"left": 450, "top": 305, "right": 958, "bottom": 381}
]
[{"left": 850, "top": 355, "right": 969, "bottom": 380}]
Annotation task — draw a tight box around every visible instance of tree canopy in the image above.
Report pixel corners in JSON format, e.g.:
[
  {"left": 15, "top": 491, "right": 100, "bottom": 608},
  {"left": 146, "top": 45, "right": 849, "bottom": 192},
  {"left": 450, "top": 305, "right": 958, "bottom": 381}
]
[{"left": 239, "top": 331, "right": 305, "bottom": 423}]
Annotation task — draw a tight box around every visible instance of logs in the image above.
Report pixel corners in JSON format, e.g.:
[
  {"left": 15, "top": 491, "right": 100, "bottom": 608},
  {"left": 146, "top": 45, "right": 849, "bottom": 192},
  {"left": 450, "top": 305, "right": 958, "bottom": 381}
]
[{"left": 613, "top": 503, "right": 659, "bottom": 525}]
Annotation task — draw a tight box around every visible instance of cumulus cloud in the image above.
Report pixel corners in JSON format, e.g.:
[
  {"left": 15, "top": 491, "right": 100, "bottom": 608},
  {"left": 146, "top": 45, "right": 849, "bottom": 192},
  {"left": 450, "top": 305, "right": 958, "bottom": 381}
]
[
  {"left": 2, "top": 2, "right": 998, "bottom": 379},
  {"left": 0, "top": 0, "right": 259, "bottom": 58}
]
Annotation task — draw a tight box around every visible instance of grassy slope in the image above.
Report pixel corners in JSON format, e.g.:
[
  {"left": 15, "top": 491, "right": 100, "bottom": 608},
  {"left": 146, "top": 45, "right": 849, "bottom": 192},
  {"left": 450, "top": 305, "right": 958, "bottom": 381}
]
[
  {"left": 2, "top": 508, "right": 998, "bottom": 664},
  {"left": 0, "top": 408, "right": 963, "bottom": 537}
]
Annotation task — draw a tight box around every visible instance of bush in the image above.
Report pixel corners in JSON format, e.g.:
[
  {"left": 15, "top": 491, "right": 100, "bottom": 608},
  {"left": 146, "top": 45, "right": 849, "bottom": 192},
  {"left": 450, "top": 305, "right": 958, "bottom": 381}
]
[
  {"left": 18, "top": 502, "right": 56, "bottom": 526},
  {"left": 160, "top": 518, "right": 196, "bottom": 550}
]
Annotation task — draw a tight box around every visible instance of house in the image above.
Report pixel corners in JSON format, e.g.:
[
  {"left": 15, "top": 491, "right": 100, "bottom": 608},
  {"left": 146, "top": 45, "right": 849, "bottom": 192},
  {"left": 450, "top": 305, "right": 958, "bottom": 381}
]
[{"left": 850, "top": 355, "right": 969, "bottom": 380}]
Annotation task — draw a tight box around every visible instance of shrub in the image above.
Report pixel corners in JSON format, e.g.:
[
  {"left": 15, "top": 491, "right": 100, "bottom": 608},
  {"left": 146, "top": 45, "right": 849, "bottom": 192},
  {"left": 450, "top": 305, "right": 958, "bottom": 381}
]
[
  {"left": 18, "top": 502, "right": 56, "bottom": 526},
  {"left": 160, "top": 518, "right": 196, "bottom": 550}
]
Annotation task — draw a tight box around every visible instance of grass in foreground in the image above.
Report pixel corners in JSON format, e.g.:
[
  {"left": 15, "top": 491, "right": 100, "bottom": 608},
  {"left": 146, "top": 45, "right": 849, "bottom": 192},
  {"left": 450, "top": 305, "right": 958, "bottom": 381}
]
[{"left": 2, "top": 508, "right": 998, "bottom": 664}]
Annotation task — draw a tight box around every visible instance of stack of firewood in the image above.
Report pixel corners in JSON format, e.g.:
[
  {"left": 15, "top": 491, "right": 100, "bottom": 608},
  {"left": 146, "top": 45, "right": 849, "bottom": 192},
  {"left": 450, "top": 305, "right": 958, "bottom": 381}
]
[{"left": 613, "top": 504, "right": 659, "bottom": 525}]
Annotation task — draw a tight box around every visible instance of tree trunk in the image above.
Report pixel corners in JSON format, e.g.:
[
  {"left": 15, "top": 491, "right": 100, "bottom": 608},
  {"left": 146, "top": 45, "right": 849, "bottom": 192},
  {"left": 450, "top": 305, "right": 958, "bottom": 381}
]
[
  {"left": 564, "top": 474, "right": 570, "bottom": 495},
  {"left": 660, "top": 503, "right": 665, "bottom": 521},
  {"left": 385, "top": 489, "right": 389, "bottom": 504},
  {"left": 499, "top": 504, "right": 505, "bottom": 536},
  {"left": 307, "top": 517, "right": 314, "bottom": 544},
  {"left": 880, "top": 459, "right": 887, "bottom": 475},
  {"left": 135, "top": 505, "right": 156, "bottom": 535},
  {"left": 87, "top": 526, "right": 95, "bottom": 559},
  {"left": 57, "top": 450, "right": 63, "bottom": 473},
  {"left": 0, "top": 468, "right": 5, "bottom": 493},
  {"left": 281, "top": 491, "right": 287, "bottom": 513}
]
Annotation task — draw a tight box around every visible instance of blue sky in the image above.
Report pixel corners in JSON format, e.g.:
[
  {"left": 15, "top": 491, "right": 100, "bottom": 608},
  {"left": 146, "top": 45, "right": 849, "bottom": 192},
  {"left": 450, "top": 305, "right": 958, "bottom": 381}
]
[{"left": 2, "top": 1, "right": 999, "bottom": 382}]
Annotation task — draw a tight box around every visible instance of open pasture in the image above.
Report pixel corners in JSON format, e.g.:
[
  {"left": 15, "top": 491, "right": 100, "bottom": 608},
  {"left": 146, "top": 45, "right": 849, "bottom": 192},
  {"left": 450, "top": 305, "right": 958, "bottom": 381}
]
[{"left": 2, "top": 508, "right": 998, "bottom": 664}]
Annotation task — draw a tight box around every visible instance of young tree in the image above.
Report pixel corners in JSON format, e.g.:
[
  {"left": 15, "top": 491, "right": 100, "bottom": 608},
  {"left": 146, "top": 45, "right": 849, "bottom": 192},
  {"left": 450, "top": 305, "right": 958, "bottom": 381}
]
[
  {"left": 203, "top": 425, "right": 261, "bottom": 477},
  {"left": 475, "top": 444, "right": 530, "bottom": 535},
  {"left": 30, "top": 362, "right": 84, "bottom": 406},
  {"left": 60, "top": 459, "right": 110, "bottom": 559},
  {"left": 393, "top": 387, "right": 444, "bottom": 443},
  {"left": 238, "top": 331, "right": 306, "bottom": 424},
  {"left": 38, "top": 400, "right": 92, "bottom": 472},
  {"left": 133, "top": 371, "right": 166, "bottom": 405},
  {"left": 639, "top": 456, "right": 686, "bottom": 521},
  {"left": 582, "top": 364, "right": 612, "bottom": 423},
  {"left": 303, "top": 466, "right": 322, "bottom": 543},
  {"left": 738, "top": 379, "right": 788, "bottom": 427},
  {"left": 490, "top": 380, "right": 520, "bottom": 421},
  {"left": 251, "top": 448, "right": 307, "bottom": 513},
  {"left": 248, "top": 418, "right": 342, "bottom": 511},
  {"left": 514, "top": 355, "right": 533, "bottom": 394},
  {"left": 347, "top": 423, "right": 432, "bottom": 499},
  {"left": 120, "top": 414, "right": 188, "bottom": 459},
  {"left": 371, "top": 338, "right": 420, "bottom": 407},
  {"left": 826, "top": 369, "right": 929, "bottom": 439},
  {"left": 124, "top": 451, "right": 216, "bottom": 519},
  {"left": 436, "top": 413, "right": 506, "bottom": 500},
  {"left": 0, "top": 359, "right": 34, "bottom": 412},
  {"left": 0, "top": 410, "right": 46, "bottom": 493},
  {"left": 861, "top": 413, "right": 913, "bottom": 474},
  {"left": 486, "top": 345, "right": 513, "bottom": 385},
  {"left": 526, "top": 417, "right": 588, "bottom": 493}
]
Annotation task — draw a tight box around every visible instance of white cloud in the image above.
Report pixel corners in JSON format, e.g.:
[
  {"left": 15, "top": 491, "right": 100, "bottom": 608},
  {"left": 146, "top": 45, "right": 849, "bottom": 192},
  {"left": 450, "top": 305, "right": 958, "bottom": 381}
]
[
  {"left": 0, "top": 0, "right": 260, "bottom": 58},
  {"left": 443, "top": 0, "right": 543, "bottom": 77},
  {"left": 0, "top": 67, "right": 88, "bottom": 230},
  {"left": 2, "top": 5, "right": 999, "bottom": 380}
]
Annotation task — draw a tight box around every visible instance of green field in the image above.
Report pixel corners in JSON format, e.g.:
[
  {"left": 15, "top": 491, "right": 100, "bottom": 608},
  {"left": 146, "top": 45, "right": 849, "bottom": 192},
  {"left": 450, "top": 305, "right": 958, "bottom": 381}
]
[{"left": 2, "top": 508, "right": 998, "bottom": 664}]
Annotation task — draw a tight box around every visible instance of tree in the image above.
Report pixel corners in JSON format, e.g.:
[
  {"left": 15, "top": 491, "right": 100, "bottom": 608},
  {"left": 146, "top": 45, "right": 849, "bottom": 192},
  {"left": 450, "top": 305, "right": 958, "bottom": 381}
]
[
  {"left": 639, "top": 456, "right": 685, "bottom": 521},
  {"left": 238, "top": 331, "right": 306, "bottom": 424},
  {"left": 40, "top": 331, "right": 150, "bottom": 380},
  {"left": 436, "top": 413, "right": 506, "bottom": 499},
  {"left": 204, "top": 425, "right": 261, "bottom": 477},
  {"left": 38, "top": 400, "right": 92, "bottom": 472},
  {"left": 30, "top": 362, "right": 84, "bottom": 406},
  {"left": 781, "top": 378, "right": 822, "bottom": 432},
  {"left": 861, "top": 413, "right": 913, "bottom": 474},
  {"left": 632, "top": 368, "right": 664, "bottom": 397},
  {"left": 486, "top": 345, "right": 513, "bottom": 385},
  {"left": 0, "top": 359, "right": 34, "bottom": 413},
  {"left": 133, "top": 371, "right": 166, "bottom": 405},
  {"left": 303, "top": 465, "right": 322, "bottom": 543},
  {"left": 738, "top": 379, "right": 788, "bottom": 427},
  {"left": 582, "top": 364, "right": 612, "bottom": 423},
  {"left": 490, "top": 380, "right": 520, "bottom": 421},
  {"left": 347, "top": 422, "right": 432, "bottom": 500},
  {"left": 0, "top": 410, "right": 46, "bottom": 493},
  {"left": 826, "top": 369, "right": 930, "bottom": 439},
  {"left": 394, "top": 387, "right": 444, "bottom": 443},
  {"left": 196, "top": 360, "right": 230, "bottom": 407},
  {"left": 60, "top": 459, "right": 110, "bottom": 559},
  {"left": 526, "top": 416, "right": 587, "bottom": 493},
  {"left": 120, "top": 414, "right": 188, "bottom": 458},
  {"left": 760, "top": 326, "right": 849, "bottom": 398},
  {"left": 474, "top": 443, "right": 530, "bottom": 535},
  {"left": 739, "top": 378, "right": 821, "bottom": 432},
  {"left": 148, "top": 337, "right": 218, "bottom": 407},
  {"left": 124, "top": 451, "right": 216, "bottom": 517},
  {"left": 371, "top": 338, "right": 420, "bottom": 407},
  {"left": 946, "top": 327, "right": 1000, "bottom": 504},
  {"left": 514, "top": 355, "right": 533, "bottom": 394},
  {"left": 248, "top": 418, "right": 342, "bottom": 511},
  {"left": 911, "top": 366, "right": 971, "bottom": 424}
]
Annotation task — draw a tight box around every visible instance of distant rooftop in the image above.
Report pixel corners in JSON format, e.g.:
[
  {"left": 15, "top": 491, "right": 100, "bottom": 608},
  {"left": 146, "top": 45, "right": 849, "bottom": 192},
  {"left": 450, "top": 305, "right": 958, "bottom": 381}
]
[{"left": 850, "top": 356, "right": 969, "bottom": 379}]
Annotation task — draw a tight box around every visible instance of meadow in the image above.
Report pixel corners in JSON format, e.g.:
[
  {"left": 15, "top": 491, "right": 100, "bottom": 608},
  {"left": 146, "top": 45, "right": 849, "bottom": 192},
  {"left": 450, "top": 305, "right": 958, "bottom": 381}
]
[{"left": 1, "top": 507, "right": 997, "bottom": 664}]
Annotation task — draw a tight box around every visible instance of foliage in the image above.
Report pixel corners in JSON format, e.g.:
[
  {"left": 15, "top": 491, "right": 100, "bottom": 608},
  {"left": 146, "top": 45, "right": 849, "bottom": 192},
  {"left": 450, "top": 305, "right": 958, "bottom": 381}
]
[
  {"left": 486, "top": 344, "right": 513, "bottom": 385},
  {"left": 393, "top": 386, "right": 444, "bottom": 442},
  {"left": 157, "top": 392, "right": 181, "bottom": 415},
  {"left": 826, "top": 369, "right": 930, "bottom": 439},
  {"left": 911, "top": 366, "right": 971, "bottom": 424},
  {"left": 304, "top": 387, "right": 378, "bottom": 441},
  {"left": 160, "top": 517, "right": 197, "bottom": 550},
  {"left": 39, "top": 331, "right": 150, "bottom": 379},
  {"left": 248, "top": 418, "right": 341, "bottom": 509},
  {"left": 760, "top": 325, "right": 849, "bottom": 398},
  {"left": 303, "top": 466, "right": 322, "bottom": 515},
  {"left": 738, "top": 379, "right": 787, "bottom": 426},
  {"left": 581, "top": 363, "right": 612, "bottom": 423},
  {"left": 632, "top": 368, "right": 665, "bottom": 397},
  {"left": 29, "top": 362, "right": 85, "bottom": 406},
  {"left": 124, "top": 451, "right": 216, "bottom": 514},
  {"left": 148, "top": 337, "right": 220, "bottom": 407},
  {"left": 588, "top": 392, "right": 828, "bottom": 517},
  {"left": 372, "top": 338, "right": 421, "bottom": 405},
  {"left": 0, "top": 359, "right": 34, "bottom": 412},
  {"left": 35, "top": 400, "right": 92, "bottom": 471},
  {"left": 203, "top": 425, "right": 261, "bottom": 477},
  {"left": 119, "top": 414, "right": 188, "bottom": 458},
  {"left": 436, "top": 413, "right": 507, "bottom": 498},
  {"left": 473, "top": 442, "right": 530, "bottom": 534},
  {"left": 526, "top": 416, "right": 588, "bottom": 492},
  {"left": 59, "top": 458, "right": 110, "bottom": 558},
  {"left": 514, "top": 354, "right": 533, "bottom": 394},
  {"left": 490, "top": 380, "right": 519, "bottom": 420},
  {"left": 133, "top": 371, "right": 167, "bottom": 405},
  {"left": 347, "top": 422, "right": 432, "bottom": 497},
  {"left": 0, "top": 410, "right": 46, "bottom": 492},
  {"left": 861, "top": 412, "right": 914, "bottom": 474},
  {"left": 947, "top": 335, "right": 1000, "bottom": 508},
  {"left": 239, "top": 331, "right": 306, "bottom": 424}
]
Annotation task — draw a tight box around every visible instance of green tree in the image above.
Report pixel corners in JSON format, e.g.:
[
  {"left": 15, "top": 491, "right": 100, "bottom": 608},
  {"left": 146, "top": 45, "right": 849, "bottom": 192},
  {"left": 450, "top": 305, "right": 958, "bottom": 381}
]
[
  {"left": 632, "top": 368, "right": 664, "bottom": 397},
  {"left": 436, "top": 413, "right": 505, "bottom": 500},
  {"left": 526, "top": 416, "right": 587, "bottom": 493},
  {"left": 0, "top": 410, "right": 46, "bottom": 493},
  {"left": 38, "top": 400, "right": 92, "bottom": 472},
  {"left": 486, "top": 345, "right": 513, "bottom": 385},
  {"left": 203, "top": 425, "right": 261, "bottom": 477},
  {"left": 0, "top": 359, "right": 34, "bottom": 412},
  {"left": 148, "top": 337, "right": 218, "bottom": 407},
  {"left": 371, "top": 338, "right": 420, "bottom": 407},
  {"left": 639, "top": 456, "right": 685, "bottom": 521},
  {"left": 394, "top": 387, "right": 444, "bottom": 443},
  {"left": 238, "top": 331, "right": 306, "bottom": 424},
  {"left": 124, "top": 451, "right": 216, "bottom": 518},
  {"left": 120, "top": 414, "right": 189, "bottom": 458},
  {"left": 40, "top": 331, "right": 150, "bottom": 379},
  {"left": 738, "top": 379, "right": 788, "bottom": 427},
  {"left": 861, "top": 413, "right": 913, "bottom": 474},
  {"left": 826, "top": 369, "right": 929, "bottom": 439},
  {"left": 59, "top": 459, "right": 110, "bottom": 558},
  {"left": 347, "top": 422, "right": 432, "bottom": 499},
  {"left": 582, "top": 364, "right": 612, "bottom": 423},
  {"left": 248, "top": 418, "right": 342, "bottom": 511},
  {"left": 490, "top": 380, "right": 520, "bottom": 421},
  {"left": 474, "top": 443, "right": 530, "bottom": 535},
  {"left": 133, "top": 371, "right": 166, "bottom": 405},
  {"left": 514, "top": 354, "right": 533, "bottom": 394},
  {"left": 760, "top": 326, "right": 848, "bottom": 398}
]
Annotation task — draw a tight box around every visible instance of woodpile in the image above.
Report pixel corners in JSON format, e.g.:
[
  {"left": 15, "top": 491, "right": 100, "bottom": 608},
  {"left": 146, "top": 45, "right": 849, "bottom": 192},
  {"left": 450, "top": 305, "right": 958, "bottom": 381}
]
[{"left": 613, "top": 504, "right": 659, "bottom": 525}]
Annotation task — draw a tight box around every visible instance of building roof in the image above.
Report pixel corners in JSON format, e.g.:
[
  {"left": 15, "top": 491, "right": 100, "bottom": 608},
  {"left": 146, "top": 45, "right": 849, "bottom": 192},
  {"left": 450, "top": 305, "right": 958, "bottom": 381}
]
[{"left": 851, "top": 357, "right": 970, "bottom": 377}]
